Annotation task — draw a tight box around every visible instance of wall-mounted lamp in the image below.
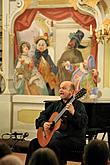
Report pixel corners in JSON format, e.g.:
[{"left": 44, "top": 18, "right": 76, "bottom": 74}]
[
  {"left": 94, "top": 24, "right": 110, "bottom": 44},
  {"left": 89, "top": 24, "right": 110, "bottom": 44}
]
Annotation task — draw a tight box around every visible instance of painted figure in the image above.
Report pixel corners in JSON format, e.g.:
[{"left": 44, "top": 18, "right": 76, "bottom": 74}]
[
  {"left": 33, "top": 37, "right": 58, "bottom": 95},
  {"left": 57, "top": 30, "right": 87, "bottom": 84},
  {"left": 14, "top": 41, "right": 48, "bottom": 95},
  {"left": 71, "top": 55, "right": 101, "bottom": 98}
]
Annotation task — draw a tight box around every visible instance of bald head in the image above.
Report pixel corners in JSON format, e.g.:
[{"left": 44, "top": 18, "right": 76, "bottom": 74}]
[
  {"left": 60, "top": 81, "right": 75, "bottom": 91},
  {"left": 59, "top": 81, "right": 75, "bottom": 101}
]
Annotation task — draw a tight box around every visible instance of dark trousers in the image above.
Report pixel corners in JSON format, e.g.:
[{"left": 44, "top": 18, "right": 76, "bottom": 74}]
[
  {"left": 25, "top": 138, "right": 40, "bottom": 165},
  {"left": 25, "top": 132, "right": 84, "bottom": 165},
  {"left": 108, "top": 131, "right": 110, "bottom": 159}
]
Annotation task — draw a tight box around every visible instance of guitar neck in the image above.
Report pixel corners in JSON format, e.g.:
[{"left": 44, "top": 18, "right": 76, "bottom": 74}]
[{"left": 53, "top": 96, "right": 75, "bottom": 123}]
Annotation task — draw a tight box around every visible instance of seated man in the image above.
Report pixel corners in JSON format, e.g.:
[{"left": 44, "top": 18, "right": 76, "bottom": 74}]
[
  {"left": 25, "top": 81, "right": 88, "bottom": 165},
  {"left": 83, "top": 139, "right": 109, "bottom": 165}
]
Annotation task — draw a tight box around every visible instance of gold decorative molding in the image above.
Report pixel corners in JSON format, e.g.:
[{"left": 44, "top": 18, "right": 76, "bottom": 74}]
[
  {"left": 68, "top": 0, "right": 77, "bottom": 10},
  {"left": 23, "top": 0, "right": 32, "bottom": 9},
  {"left": 79, "top": 0, "right": 100, "bottom": 8},
  {"left": 9, "top": 33, "right": 15, "bottom": 46},
  {"left": 16, "top": 0, "right": 32, "bottom": 9},
  {"left": 103, "top": 18, "right": 110, "bottom": 28},
  {"left": 22, "top": 0, "right": 101, "bottom": 10},
  {"left": 13, "top": 0, "right": 32, "bottom": 17},
  {"left": 37, "top": 0, "right": 100, "bottom": 7},
  {"left": 38, "top": 0, "right": 68, "bottom": 5},
  {"left": 68, "top": 0, "right": 101, "bottom": 16},
  {"left": 95, "top": 18, "right": 110, "bottom": 44},
  {"left": 69, "top": 0, "right": 100, "bottom": 9}
]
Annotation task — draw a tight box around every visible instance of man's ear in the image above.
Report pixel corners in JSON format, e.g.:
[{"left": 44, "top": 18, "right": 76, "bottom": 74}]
[{"left": 72, "top": 90, "right": 75, "bottom": 95}]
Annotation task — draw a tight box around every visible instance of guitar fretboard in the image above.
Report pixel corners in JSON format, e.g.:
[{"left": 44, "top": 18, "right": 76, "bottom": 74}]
[
  {"left": 52, "top": 88, "right": 86, "bottom": 124},
  {"left": 53, "top": 96, "right": 75, "bottom": 123}
]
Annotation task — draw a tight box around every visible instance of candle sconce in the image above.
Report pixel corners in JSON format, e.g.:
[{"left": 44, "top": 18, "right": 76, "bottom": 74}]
[{"left": 95, "top": 25, "right": 110, "bottom": 44}]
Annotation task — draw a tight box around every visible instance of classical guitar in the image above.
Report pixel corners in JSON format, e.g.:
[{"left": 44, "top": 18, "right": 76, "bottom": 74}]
[{"left": 37, "top": 88, "right": 87, "bottom": 147}]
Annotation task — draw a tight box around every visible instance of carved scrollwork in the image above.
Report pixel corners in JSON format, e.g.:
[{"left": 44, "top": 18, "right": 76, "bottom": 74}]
[
  {"left": 69, "top": 0, "right": 101, "bottom": 16},
  {"left": 16, "top": 0, "right": 23, "bottom": 8},
  {"left": 77, "top": 0, "right": 100, "bottom": 16},
  {"left": 78, "top": 0, "right": 100, "bottom": 7}
]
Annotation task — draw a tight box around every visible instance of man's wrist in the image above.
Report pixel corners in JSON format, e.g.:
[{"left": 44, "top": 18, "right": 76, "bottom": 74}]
[{"left": 71, "top": 109, "right": 75, "bottom": 115}]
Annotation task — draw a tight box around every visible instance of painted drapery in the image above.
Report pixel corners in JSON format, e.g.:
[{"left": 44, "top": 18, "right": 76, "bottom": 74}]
[{"left": 14, "top": 7, "right": 97, "bottom": 64}]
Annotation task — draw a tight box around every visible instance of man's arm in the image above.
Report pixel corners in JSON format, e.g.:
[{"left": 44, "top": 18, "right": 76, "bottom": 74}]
[
  {"left": 67, "top": 100, "right": 88, "bottom": 129},
  {"left": 35, "top": 102, "right": 56, "bottom": 128}
]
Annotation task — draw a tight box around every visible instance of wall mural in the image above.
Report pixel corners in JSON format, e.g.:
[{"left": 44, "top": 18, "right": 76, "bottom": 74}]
[{"left": 14, "top": 7, "right": 101, "bottom": 99}]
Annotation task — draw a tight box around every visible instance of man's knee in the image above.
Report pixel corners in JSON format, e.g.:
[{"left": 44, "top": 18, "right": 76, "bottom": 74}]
[{"left": 29, "top": 138, "right": 39, "bottom": 152}]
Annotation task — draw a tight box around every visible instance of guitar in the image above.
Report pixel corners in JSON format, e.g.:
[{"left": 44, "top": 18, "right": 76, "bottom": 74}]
[{"left": 37, "top": 88, "right": 87, "bottom": 147}]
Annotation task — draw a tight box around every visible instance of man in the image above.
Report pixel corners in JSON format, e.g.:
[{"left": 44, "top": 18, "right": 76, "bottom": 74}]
[
  {"left": 83, "top": 139, "right": 109, "bottom": 165},
  {"left": 25, "top": 81, "right": 88, "bottom": 165}
]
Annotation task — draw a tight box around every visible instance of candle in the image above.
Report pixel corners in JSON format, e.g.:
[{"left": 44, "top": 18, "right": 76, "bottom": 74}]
[
  {"left": 108, "top": 24, "right": 110, "bottom": 32},
  {"left": 102, "top": 24, "right": 104, "bottom": 35},
  {"left": 90, "top": 24, "right": 93, "bottom": 36}
]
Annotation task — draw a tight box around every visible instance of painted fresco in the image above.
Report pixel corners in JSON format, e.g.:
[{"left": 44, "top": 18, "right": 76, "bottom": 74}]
[{"left": 14, "top": 8, "right": 101, "bottom": 99}]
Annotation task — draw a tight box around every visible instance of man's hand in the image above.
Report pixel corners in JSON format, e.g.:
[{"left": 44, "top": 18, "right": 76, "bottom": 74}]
[
  {"left": 66, "top": 103, "right": 75, "bottom": 115},
  {"left": 43, "top": 122, "right": 51, "bottom": 131}
]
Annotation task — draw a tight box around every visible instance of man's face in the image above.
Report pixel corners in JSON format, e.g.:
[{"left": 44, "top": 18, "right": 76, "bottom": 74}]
[
  {"left": 68, "top": 39, "right": 77, "bottom": 48},
  {"left": 59, "top": 81, "right": 74, "bottom": 101}
]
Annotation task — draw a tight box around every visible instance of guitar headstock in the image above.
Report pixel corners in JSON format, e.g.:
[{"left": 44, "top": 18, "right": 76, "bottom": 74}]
[{"left": 75, "top": 88, "right": 87, "bottom": 100}]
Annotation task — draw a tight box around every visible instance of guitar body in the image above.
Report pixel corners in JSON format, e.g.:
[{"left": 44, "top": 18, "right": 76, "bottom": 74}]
[{"left": 37, "top": 112, "right": 61, "bottom": 147}]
